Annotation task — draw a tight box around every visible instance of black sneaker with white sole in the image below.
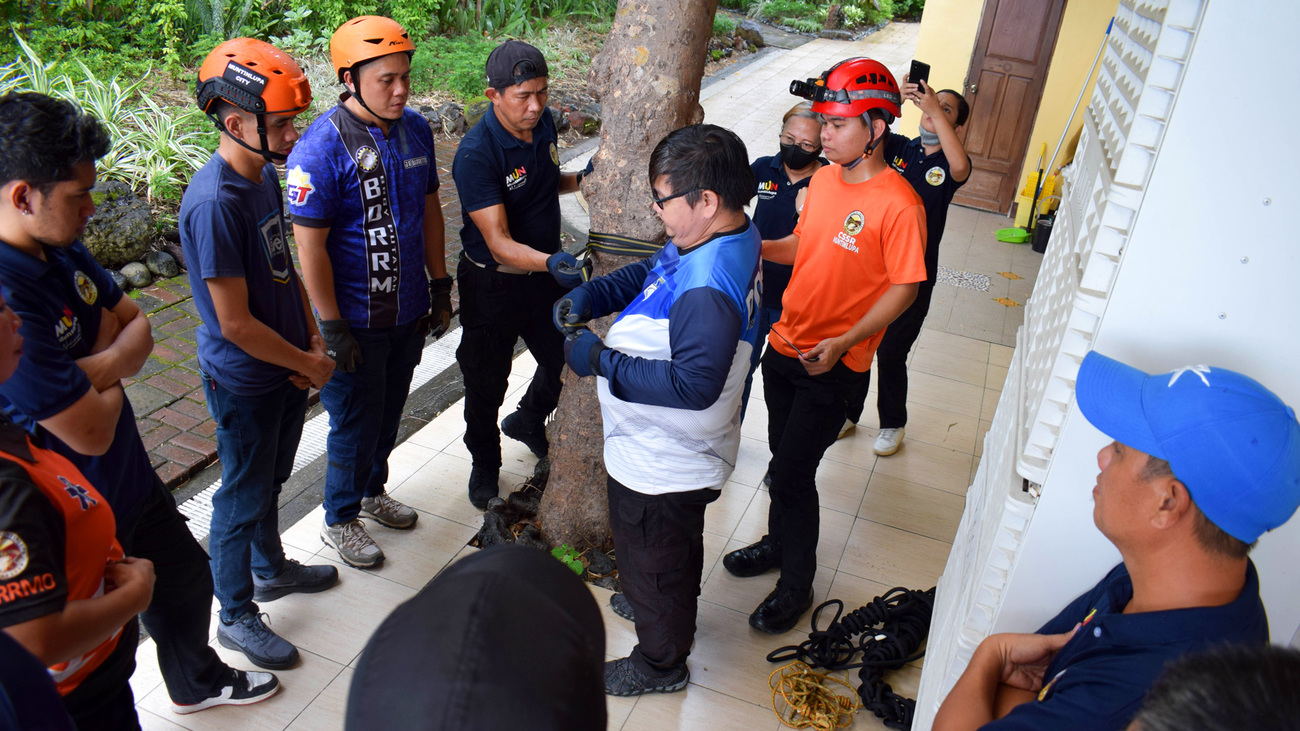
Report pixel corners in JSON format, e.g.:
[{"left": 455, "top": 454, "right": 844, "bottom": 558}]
[{"left": 172, "top": 668, "right": 279, "bottom": 714}]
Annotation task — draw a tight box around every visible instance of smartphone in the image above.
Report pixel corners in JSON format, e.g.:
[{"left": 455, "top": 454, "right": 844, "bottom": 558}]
[
  {"left": 908, "top": 59, "right": 931, "bottom": 92},
  {"left": 770, "top": 326, "right": 819, "bottom": 362}
]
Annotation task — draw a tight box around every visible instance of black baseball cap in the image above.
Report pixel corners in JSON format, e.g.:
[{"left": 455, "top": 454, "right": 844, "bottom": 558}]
[{"left": 486, "top": 40, "right": 549, "bottom": 89}]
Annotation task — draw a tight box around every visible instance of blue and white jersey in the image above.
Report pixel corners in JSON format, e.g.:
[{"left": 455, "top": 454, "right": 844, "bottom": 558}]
[
  {"left": 588, "top": 222, "right": 762, "bottom": 494},
  {"left": 285, "top": 101, "right": 438, "bottom": 328}
]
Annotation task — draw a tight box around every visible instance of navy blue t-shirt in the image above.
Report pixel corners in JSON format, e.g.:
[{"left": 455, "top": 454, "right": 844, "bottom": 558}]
[
  {"left": 180, "top": 154, "right": 310, "bottom": 396},
  {"left": 750, "top": 154, "right": 818, "bottom": 310},
  {"left": 885, "top": 132, "right": 968, "bottom": 285},
  {"left": 0, "top": 241, "right": 155, "bottom": 529},
  {"left": 286, "top": 101, "right": 438, "bottom": 328},
  {"left": 453, "top": 103, "right": 561, "bottom": 266},
  {"left": 982, "top": 561, "right": 1269, "bottom": 731}
]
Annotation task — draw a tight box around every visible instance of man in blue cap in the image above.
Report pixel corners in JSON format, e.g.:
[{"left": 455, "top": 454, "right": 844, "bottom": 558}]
[{"left": 935, "top": 351, "right": 1300, "bottom": 731}]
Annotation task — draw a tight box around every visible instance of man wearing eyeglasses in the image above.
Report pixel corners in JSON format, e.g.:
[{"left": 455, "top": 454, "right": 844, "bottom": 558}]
[
  {"left": 451, "top": 40, "right": 586, "bottom": 509},
  {"left": 554, "top": 124, "right": 761, "bottom": 696}
]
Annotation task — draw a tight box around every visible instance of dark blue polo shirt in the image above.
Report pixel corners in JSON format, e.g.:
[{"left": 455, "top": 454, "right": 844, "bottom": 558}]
[
  {"left": 453, "top": 103, "right": 561, "bottom": 266},
  {"left": 885, "top": 132, "right": 968, "bottom": 285},
  {"left": 750, "top": 153, "right": 817, "bottom": 310},
  {"left": 982, "top": 560, "right": 1268, "bottom": 730},
  {"left": 0, "top": 241, "right": 156, "bottom": 531}
]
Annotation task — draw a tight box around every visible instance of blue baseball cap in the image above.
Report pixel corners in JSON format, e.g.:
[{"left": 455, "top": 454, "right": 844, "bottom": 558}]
[{"left": 1076, "top": 351, "right": 1300, "bottom": 544}]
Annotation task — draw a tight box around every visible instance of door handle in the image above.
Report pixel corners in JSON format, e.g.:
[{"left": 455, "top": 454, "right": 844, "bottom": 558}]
[{"left": 968, "top": 83, "right": 978, "bottom": 94}]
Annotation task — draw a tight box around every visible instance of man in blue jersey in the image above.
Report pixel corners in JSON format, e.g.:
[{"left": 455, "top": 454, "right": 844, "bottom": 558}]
[
  {"left": 556, "top": 124, "right": 761, "bottom": 696},
  {"left": 452, "top": 40, "right": 588, "bottom": 509},
  {"left": 0, "top": 92, "right": 277, "bottom": 714},
  {"left": 288, "top": 16, "right": 449, "bottom": 568}
]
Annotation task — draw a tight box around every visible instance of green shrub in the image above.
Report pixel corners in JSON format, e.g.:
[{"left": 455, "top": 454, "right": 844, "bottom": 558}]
[
  {"left": 786, "top": 17, "right": 823, "bottom": 33},
  {"left": 410, "top": 34, "right": 498, "bottom": 102},
  {"left": 713, "top": 12, "right": 737, "bottom": 36},
  {"left": 0, "top": 33, "right": 210, "bottom": 203},
  {"left": 718, "top": 0, "right": 752, "bottom": 9}
]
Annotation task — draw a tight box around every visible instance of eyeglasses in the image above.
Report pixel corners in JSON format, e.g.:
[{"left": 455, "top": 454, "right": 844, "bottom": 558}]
[
  {"left": 651, "top": 187, "right": 701, "bottom": 207},
  {"left": 780, "top": 134, "right": 820, "bottom": 154}
]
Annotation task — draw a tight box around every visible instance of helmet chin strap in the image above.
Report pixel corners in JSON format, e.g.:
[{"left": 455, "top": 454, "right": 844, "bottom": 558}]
[
  {"left": 844, "top": 118, "right": 885, "bottom": 170},
  {"left": 348, "top": 66, "right": 402, "bottom": 124},
  {"left": 209, "top": 111, "right": 285, "bottom": 163}
]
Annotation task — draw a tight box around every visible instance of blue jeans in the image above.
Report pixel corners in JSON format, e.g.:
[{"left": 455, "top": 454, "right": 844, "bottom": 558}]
[
  {"left": 321, "top": 321, "right": 424, "bottom": 525},
  {"left": 204, "top": 376, "right": 307, "bottom": 625}
]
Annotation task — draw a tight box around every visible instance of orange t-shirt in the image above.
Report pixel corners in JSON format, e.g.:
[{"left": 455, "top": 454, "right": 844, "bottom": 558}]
[{"left": 770, "top": 164, "right": 926, "bottom": 372}]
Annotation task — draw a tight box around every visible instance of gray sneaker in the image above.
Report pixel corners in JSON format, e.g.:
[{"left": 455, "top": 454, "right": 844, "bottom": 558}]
[
  {"left": 360, "top": 492, "right": 418, "bottom": 529},
  {"left": 321, "top": 518, "right": 384, "bottom": 568},
  {"left": 217, "top": 612, "right": 299, "bottom": 670}
]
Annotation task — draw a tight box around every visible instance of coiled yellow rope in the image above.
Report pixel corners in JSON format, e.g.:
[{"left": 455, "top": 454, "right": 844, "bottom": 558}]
[{"left": 769, "top": 661, "right": 862, "bottom": 730}]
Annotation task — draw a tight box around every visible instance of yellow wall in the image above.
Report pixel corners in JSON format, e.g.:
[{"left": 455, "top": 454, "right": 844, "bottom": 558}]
[
  {"left": 897, "top": 0, "right": 983, "bottom": 136},
  {"left": 899, "top": 0, "right": 1118, "bottom": 207}
]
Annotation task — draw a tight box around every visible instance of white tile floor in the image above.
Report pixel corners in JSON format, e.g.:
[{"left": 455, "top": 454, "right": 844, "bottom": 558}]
[
  {"left": 130, "top": 21, "right": 1046, "bottom": 731},
  {"left": 130, "top": 325, "right": 1023, "bottom": 731}
]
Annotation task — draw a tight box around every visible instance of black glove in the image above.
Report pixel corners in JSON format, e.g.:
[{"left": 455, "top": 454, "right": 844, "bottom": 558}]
[
  {"left": 320, "top": 319, "right": 362, "bottom": 373},
  {"left": 421, "top": 276, "right": 453, "bottom": 340},
  {"left": 563, "top": 329, "right": 607, "bottom": 378},
  {"left": 546, "top": 251, "right": 593, "bottom": 289},
  {"left": 553, "top": 287, "right": 593, "bottom": 336}
]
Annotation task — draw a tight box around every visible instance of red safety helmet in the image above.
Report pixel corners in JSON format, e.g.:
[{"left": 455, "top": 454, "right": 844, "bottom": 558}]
[
  {"left": 197, "top": 38, "right": 311, "bottom": 116},
  {"left": 330, "top": 16, "right": 415, "bottom": 84},
  {"left": 791, "top": 57, "right": 901, "bottom": 121}
]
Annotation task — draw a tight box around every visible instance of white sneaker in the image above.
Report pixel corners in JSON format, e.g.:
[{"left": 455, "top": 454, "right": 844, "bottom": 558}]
[
  {"left": 873, "top": 427, "right": 905, "bottom": 456},
  {"left": 837, "top": 419, "right": 857, "bottom": 440}
]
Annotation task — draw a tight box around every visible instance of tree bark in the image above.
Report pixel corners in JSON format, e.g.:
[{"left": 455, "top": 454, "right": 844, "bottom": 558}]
[{"left": 539, "top": 0, "right": 719, "bottom": 551}]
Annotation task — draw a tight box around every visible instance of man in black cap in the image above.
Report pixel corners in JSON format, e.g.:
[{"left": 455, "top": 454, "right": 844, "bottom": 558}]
[
  {"left": 452, "top": 40, "right": 587, "bottom": 509},
  {"left": 345, "top": 545, "right": 606, "bottom": 730}
]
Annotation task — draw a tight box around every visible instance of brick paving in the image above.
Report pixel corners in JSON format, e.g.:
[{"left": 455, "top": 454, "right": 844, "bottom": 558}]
[{"left": 132, "top": 135, "right": 467, "bottom": 489}]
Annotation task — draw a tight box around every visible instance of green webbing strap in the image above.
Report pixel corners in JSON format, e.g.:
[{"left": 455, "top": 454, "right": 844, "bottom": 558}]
[{"left": 586, "top": 230, "right": 661, "bottom": 259}]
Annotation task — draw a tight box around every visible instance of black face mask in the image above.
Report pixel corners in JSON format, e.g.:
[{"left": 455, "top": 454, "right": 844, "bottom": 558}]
[{"left": 780, "top": 142, "right": 822, "bottom": 171}]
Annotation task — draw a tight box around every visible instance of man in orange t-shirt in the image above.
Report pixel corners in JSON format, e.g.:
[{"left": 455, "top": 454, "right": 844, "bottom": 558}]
[{"left": 723, "top": 58, "right": 926, "bottom": 633}]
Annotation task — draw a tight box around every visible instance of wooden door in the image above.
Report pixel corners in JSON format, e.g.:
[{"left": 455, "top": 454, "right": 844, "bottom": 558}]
[{"left": 954, "top": 0, "right": 1066, "bottom": 213}]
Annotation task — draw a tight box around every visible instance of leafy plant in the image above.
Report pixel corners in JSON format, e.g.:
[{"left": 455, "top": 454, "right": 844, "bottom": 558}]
[
  {"left": 713, "top": 12, "right": 737, "bottom": 36},
  {"left": 1, "top": 32, "right": 210, "bottom": 203},
  {"left": 551, "top": 544, "right": 584, "bottom": 576},
  {"left": 271, "top": 6, "right": 331, "bottom": 60},
  {"left": 186, "top": 0, "right": 258, "bottom": 39},
  {"left": 410, "top": 33, "right": 498, "bottom": 102}
]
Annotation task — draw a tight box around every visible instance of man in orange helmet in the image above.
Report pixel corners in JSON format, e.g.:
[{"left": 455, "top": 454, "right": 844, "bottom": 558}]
[
  {"left": 183, "top": 38, "right": 339, "bottom": 674},
  {"left": 288, "top": 17, "right": 448, "bottom": 569},
  {"left": 722, "top": 57, "right": 927, "bottom": 633}
]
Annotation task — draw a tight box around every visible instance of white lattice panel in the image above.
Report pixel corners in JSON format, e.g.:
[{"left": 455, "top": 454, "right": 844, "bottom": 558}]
[{"left": 913, "top": 2, "right": 1216, "bottom": 728}]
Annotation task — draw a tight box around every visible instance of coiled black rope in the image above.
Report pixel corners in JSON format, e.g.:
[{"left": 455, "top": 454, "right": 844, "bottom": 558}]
[{"left": 766, "top": 587, "right": 937, "bottom": 730}]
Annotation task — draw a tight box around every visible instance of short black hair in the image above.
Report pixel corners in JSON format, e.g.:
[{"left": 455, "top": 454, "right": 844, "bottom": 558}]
[
  {"left": 1143, "top": 455, "right": 1254, "bottom": 559},
  {"left": 648, "top": 124, "right": 754, "bottom": 212},
  {"left": 938, "top": 89, "right": 970, "bottom": 127},
  {"left": 0, "top": 92, "right": 111, "bottom": 194},
  {"left": 1132, "top": 643, "right": 1300, "bottom": 731}
]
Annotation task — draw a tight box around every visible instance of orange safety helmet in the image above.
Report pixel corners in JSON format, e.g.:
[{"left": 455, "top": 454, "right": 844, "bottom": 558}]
[
  {"left": 790, "top": 57, "right": 901, "bottom": 122},
  {"left": 330, "top": 16, "right": 416, "bottom": 84},
  {"left": 197, "top": 38, "right": 311, "bottom": 116}
]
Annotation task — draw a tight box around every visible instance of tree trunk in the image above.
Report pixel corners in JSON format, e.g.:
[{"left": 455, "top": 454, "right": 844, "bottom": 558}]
[{"left": 539, "top": 0, "right": 719, "bottom": 551}]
